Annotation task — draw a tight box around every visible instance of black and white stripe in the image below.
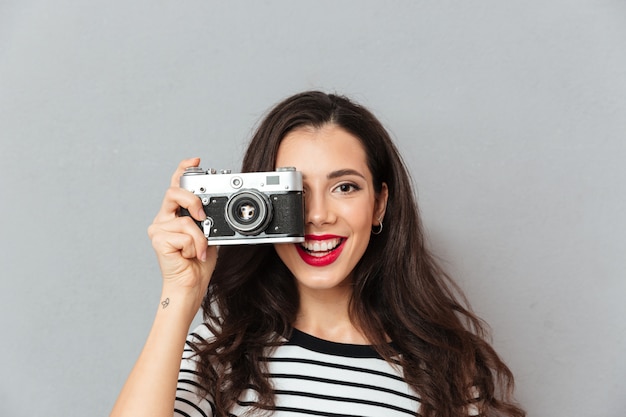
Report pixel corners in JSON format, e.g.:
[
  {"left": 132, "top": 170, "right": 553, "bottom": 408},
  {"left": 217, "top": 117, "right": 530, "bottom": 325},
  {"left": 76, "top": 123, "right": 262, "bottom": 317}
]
[{"left": 175, "top": 324, "right": 422, "bottom": 417}]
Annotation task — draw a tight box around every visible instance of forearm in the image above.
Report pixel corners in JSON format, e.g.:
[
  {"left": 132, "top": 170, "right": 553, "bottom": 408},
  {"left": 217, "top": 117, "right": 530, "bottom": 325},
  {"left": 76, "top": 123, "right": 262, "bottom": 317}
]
[
  {"left": 110, "top": 289, "right": 200, "bottom": 417},
  {"left": 111, "top": 157, "right": 215, "bottom": 417}
]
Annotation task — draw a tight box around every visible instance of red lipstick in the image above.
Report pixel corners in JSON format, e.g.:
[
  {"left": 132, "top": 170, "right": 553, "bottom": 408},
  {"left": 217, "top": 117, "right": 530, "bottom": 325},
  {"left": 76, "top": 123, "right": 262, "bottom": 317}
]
[{"left": 295, "top": 234, "right": 346, "bottom": 267}]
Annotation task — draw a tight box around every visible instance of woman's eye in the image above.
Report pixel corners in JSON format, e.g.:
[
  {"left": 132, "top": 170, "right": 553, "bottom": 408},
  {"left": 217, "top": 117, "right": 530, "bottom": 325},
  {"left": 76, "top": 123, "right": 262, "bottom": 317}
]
[{"left": 334, "top": 183, "right": 360, "bottom": 193}]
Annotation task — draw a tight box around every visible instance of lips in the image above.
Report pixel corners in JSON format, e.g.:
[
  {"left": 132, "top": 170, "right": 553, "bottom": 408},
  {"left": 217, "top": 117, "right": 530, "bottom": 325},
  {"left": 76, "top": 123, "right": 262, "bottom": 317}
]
[{"left": 295, "top": 235, "right": 346, "bottom": 266}]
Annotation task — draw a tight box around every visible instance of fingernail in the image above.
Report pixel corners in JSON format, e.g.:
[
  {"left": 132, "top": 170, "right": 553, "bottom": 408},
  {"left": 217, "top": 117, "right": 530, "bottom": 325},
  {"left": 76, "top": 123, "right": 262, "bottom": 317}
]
[
  {"left": 198, "top": 209, "right": 206, "bottom": 220},
  {"left": 200, "top": 250, "right": 207, "bottom": 262}
]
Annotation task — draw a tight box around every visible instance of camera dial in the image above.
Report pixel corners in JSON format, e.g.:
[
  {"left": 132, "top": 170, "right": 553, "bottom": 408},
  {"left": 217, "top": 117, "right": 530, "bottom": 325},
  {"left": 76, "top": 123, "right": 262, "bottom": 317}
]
[
  {"left": 230, "top": 176, "right": 243, "bottom": 189},
  {"left": 183, "top": 167, "right": 205, "bottom": 175}
]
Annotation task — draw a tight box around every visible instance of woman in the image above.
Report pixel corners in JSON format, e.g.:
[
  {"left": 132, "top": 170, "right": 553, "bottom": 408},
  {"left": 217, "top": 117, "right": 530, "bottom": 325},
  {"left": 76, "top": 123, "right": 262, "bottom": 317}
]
[{"left": 111, "top": 91, "right": 525, "bottom": 417}]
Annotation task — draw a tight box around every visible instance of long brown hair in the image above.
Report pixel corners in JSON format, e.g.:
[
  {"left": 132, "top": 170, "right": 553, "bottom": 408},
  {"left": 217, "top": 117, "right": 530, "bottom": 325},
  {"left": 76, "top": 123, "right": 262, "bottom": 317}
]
[{"left": 194, "top": 91, "right": 525, "bottom": 417}]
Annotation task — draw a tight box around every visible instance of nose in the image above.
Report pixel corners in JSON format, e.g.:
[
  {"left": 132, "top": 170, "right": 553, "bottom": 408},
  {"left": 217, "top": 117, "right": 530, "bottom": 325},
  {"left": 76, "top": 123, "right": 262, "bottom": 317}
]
[{"left": 304, "top": 190, "right": 333, "bottom": 227}]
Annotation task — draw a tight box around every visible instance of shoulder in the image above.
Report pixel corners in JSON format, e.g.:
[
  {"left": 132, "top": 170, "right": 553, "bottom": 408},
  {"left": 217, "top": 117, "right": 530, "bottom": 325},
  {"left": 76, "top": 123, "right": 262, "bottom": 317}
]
[
  {"left": 182, "top": 322, "right": 215, "bottom": 359},
  {"left": 187, "top": 322, "right": 215, "bottom": 343}
]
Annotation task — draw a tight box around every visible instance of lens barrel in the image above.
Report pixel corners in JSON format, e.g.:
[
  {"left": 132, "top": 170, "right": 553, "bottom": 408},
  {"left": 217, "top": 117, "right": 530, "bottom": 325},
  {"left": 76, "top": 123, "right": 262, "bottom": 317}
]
[{"left": 224, "top": 190, "right": 273, "bottom": 235}]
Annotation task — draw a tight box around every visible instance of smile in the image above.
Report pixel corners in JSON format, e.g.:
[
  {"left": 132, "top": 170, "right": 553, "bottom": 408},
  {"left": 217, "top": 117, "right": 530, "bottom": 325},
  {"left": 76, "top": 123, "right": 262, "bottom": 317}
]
[
  {"left": 301, "top": 237, "right": 342, "bottom": 255},
  {"left": 295, "top": 235, "right": 346, "bottom": 266}
]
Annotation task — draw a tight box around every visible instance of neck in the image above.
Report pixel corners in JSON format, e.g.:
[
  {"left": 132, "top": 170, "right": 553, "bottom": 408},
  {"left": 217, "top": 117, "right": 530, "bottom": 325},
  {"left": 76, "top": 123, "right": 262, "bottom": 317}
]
[{"left": 294, "top": 285, "right": 369, "bottom": 345}]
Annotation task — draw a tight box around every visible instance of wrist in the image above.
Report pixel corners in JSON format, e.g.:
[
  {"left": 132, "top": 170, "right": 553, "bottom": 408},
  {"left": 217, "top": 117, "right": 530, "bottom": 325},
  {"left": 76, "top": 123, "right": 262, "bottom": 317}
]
[{"left": 157, "top": 284, "right": 204, "bottom": 324}]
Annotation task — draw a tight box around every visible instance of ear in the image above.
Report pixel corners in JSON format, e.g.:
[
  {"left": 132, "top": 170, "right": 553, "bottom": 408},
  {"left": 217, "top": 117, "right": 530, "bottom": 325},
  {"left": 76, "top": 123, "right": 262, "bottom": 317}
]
[{"left": 373, "top": 182, "right": 389, "bottom": 225}]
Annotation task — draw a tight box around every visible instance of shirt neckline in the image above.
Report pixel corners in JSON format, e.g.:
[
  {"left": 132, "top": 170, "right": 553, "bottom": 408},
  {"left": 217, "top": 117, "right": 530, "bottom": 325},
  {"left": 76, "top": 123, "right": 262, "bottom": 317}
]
[{"left": 287, "top": 327, "right": 396, "bottom": 359}]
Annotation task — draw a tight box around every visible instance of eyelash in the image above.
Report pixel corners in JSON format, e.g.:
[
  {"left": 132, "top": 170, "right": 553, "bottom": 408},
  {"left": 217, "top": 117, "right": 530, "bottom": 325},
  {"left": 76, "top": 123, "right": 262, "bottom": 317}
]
[
  {"left": 302, "top": 182, "right": 362, "bottom": 195},
  {"left": 334, "top": 182, "right": 361, "bottom": 194}
]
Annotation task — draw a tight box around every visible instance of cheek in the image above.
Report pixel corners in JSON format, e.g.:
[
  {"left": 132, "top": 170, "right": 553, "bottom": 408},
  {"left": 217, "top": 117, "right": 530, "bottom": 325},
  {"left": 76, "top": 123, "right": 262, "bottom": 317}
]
[
  {"left": 274, "top": 244, "right": 288, "bottom": 260},
  {"left": 274, "top": 244, "right": 296, "bottom": 267},
  {"left": 338, "top": 201, "right": 376, "bottom": 232}
]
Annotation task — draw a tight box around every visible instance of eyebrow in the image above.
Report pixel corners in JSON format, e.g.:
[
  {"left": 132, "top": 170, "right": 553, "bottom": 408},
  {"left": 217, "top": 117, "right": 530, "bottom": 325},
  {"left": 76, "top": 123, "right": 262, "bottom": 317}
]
[
  {"left": 326, "top": 169, "right": 367, "bottom": 180},
  {"left": 300, "top": 169, "right": 368, "bottom": 181}
]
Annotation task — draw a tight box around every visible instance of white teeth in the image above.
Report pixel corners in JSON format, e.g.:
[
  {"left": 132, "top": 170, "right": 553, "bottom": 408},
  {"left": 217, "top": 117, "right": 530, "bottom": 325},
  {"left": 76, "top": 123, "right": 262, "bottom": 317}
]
[{"left": 302, "top": 238, "right": 341, "bottom": 253}]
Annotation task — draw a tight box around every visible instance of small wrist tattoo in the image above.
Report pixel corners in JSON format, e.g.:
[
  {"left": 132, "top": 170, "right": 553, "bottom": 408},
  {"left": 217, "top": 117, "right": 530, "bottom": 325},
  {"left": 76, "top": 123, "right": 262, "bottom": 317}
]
[{"left": 161, "top": 298, "right": 170, "bottom": 309}]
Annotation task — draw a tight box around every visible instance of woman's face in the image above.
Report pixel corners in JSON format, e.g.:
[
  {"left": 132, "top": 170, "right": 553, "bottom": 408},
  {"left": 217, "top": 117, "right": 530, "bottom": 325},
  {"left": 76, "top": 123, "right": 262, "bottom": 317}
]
[{"left": 274, "top": 125, "right": 387, "bottom": 297}]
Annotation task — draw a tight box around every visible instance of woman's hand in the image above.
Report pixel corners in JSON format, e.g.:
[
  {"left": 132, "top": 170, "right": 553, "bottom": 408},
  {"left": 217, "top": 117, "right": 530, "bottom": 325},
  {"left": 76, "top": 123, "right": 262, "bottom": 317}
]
[{"left": 147, "top": 158, "right": 217, "bottom": 312}]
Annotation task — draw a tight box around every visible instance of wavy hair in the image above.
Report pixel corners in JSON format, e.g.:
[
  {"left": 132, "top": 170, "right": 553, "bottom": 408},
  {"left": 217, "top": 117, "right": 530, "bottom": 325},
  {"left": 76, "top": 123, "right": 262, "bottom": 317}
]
[{"left": 194, "top": 91, "right": 525, "bottom": 417}]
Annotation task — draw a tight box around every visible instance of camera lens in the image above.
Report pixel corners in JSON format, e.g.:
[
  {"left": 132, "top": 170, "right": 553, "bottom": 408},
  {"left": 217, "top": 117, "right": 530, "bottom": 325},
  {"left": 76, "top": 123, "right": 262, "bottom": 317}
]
[{"left": 224, "top": 190, "right": 272, "bottom": 235}]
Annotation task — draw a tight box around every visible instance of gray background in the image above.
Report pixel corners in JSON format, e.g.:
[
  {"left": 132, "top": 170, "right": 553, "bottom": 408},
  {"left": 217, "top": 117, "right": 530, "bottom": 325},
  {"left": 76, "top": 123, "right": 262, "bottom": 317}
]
[{"left": 1, "top": 1, "right": 624, "bottom": 416}]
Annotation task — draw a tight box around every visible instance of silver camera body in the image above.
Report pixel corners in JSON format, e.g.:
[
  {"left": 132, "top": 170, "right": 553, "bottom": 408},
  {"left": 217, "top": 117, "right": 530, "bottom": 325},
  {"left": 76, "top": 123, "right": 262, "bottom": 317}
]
[{"left": 180, "top": 166, "right": 304, "bottom": 245}]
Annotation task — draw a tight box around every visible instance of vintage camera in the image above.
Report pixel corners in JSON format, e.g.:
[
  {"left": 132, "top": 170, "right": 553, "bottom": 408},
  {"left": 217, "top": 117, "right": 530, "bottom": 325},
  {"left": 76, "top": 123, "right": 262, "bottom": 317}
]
[{"left": 179, "top": 166, "right": 304, "bottom": 245}]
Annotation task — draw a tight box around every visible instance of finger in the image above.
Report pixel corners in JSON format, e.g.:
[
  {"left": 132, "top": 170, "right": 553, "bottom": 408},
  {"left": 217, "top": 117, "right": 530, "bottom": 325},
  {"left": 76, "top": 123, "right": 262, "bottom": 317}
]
[
  {"left": 170, "top": 157, "right": 201, "bottom": 188},
  {"left": 154, "top": 187, "right": 206, "bottom": 223},
  {"left": 149, "top": 217, "right": 208, "bottom": 260},
  {"left": 152, "top": 230, "right": 199, "bottom": 260}
]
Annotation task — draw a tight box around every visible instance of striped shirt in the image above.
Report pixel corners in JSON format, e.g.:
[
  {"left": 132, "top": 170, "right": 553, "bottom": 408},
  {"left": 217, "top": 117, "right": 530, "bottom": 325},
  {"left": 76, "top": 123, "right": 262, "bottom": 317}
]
[{"left": 175, "top": 323, "right": 422, "bottom": 417}]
